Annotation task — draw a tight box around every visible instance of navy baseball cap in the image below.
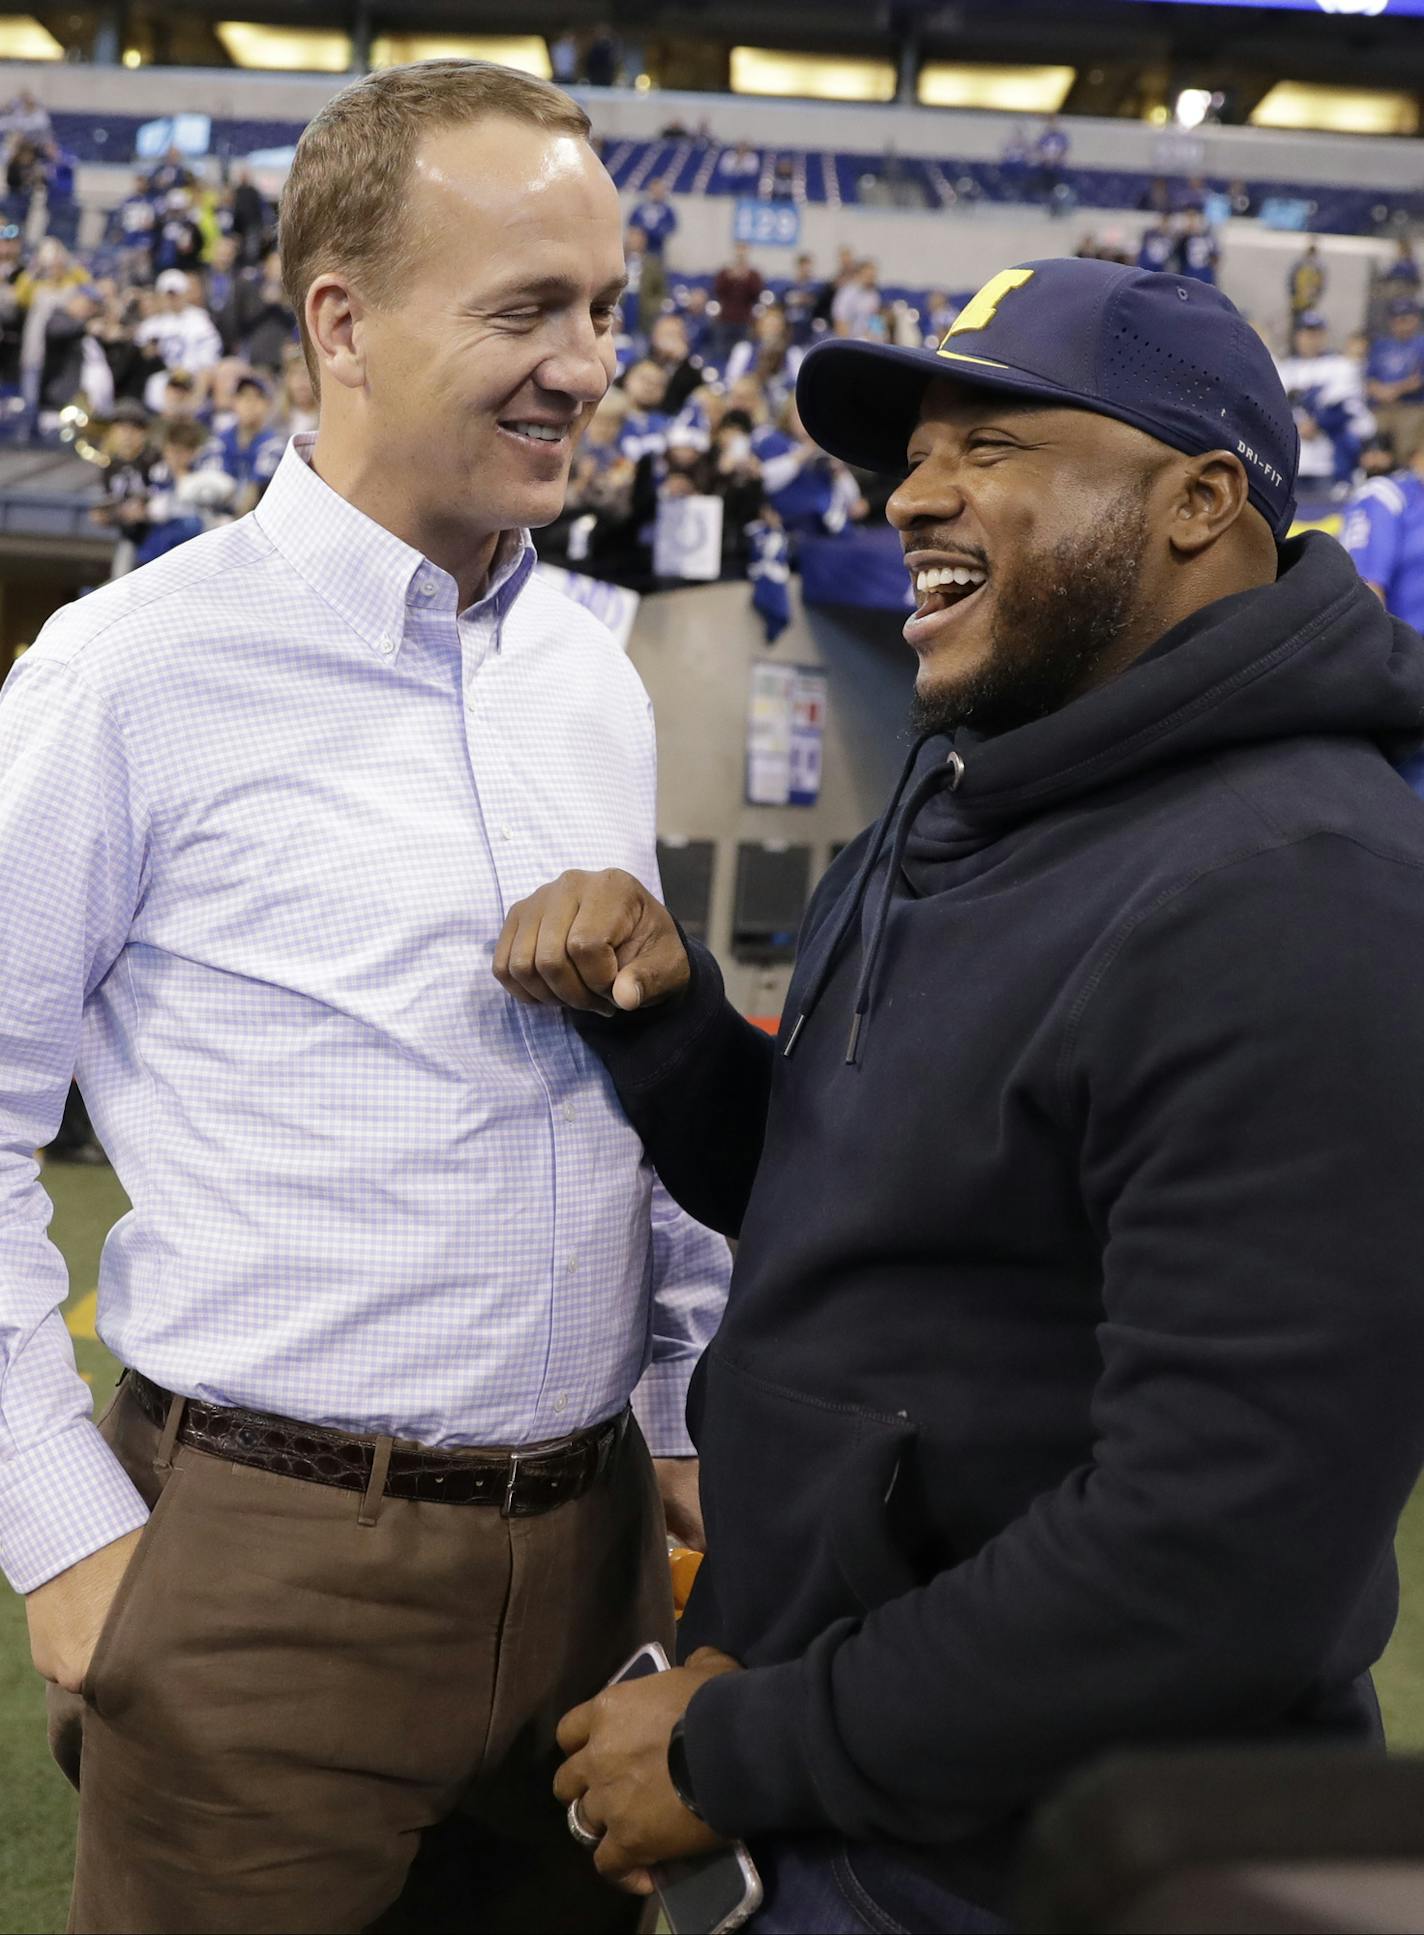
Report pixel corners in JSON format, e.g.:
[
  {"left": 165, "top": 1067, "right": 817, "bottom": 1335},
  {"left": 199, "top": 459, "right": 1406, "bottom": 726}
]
[{"left": 797, "top": 256, "right": 1299, "bottom": 538}]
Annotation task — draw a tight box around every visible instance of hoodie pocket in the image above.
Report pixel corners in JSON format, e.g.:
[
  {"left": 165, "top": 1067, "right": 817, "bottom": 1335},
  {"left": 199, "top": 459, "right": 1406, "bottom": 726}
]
[{"left": 694, "top": 1347, "right": 925, "bottom": 1656}]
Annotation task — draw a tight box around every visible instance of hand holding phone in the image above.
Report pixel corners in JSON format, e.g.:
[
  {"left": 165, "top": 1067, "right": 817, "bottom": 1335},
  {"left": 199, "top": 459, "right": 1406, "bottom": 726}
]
[{"left": 600, "top": 1643, "right": 763, "bottom": 1935}]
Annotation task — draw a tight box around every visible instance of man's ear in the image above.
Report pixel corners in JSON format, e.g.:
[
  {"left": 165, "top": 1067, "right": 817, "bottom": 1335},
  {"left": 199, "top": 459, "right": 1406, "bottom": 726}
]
[
  {"left": 306, "top": 274, "right": 366, "bottom": 394},
  {"left": 1167, "top": 450, "right": 1253, "bottom": 559}
]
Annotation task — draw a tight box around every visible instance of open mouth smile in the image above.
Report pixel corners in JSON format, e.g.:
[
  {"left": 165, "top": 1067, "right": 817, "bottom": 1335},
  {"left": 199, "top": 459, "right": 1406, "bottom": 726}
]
[{"left": 904, "top": 559, "right": 990, "bottom": 646}]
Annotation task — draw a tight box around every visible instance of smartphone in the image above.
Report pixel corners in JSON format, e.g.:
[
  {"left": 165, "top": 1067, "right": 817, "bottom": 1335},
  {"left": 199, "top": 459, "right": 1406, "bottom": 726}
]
[{"left": 606, "top": 1642, "right": 764, "bottom": 1935}]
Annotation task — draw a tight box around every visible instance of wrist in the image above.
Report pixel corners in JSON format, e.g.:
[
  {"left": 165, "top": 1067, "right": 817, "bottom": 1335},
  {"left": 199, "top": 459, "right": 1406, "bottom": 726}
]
[{"left": 667, "top": 1716, "right": 705, "bottom": 1820}]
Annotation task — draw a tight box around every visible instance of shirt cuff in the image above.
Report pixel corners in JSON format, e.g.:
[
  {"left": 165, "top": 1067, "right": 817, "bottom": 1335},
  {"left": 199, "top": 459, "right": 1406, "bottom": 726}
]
[
  {"left": 0, "top": 1418, "right": 150, "bottom": 1593},
  {"left": 683, "top": 1656, "right": 828, "bottom": 1839},
  {"left": 632, "top": 1355, "right": 697, "bottom": 1458}
]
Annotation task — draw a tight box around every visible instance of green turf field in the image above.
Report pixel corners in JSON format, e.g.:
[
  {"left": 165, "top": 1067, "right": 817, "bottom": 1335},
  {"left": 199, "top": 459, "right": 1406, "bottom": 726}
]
[{"left": 3, "top": 1163, "right": 1423, "bottom": 1935}]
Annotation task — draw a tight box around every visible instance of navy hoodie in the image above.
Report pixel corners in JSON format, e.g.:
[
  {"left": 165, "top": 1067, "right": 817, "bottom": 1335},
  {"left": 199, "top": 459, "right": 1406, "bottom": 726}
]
[{"left": 577, "top": 533, "right": 1424, "bottom": 1905}]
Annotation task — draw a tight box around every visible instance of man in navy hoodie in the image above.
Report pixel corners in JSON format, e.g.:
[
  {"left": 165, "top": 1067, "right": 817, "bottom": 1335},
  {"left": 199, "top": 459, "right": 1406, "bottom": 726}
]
[{"left": 495, "top": 258, "right": 1424, "bottom": 1932}]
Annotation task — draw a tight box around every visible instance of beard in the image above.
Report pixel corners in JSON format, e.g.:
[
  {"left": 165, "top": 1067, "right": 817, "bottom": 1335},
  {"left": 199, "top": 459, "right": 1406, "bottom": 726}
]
[{"left": 909, "top": 481, "right": 1151, "bottom": 740}]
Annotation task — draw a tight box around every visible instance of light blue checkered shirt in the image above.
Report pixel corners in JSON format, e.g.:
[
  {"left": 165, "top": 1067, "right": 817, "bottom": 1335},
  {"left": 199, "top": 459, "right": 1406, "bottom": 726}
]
[{"left": 0, "top": 436, "right": 730, "bottom": 1593}]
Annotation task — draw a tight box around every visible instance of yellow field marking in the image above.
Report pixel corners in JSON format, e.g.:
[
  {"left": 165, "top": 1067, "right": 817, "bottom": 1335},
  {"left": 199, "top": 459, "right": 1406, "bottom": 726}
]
[{"left": 65, "top": 1290, "right": 99, "bottom": 1341}]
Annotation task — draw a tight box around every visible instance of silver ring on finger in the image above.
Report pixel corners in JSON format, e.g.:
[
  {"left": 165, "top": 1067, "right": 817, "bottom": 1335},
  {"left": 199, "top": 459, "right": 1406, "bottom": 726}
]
[{"left": 567, "top": 1796, "right": 602, "bottom": 1848}]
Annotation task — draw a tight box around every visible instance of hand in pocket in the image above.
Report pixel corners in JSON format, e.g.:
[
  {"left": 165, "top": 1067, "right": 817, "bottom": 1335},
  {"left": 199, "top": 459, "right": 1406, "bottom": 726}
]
[{"left": 26, "top": 1527, "right": 144, "bottom": 1694}]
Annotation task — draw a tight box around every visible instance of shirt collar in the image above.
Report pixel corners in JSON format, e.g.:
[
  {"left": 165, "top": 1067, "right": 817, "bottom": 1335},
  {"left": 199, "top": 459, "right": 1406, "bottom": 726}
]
[{"left": 253, "top": 434, "right": 536, "bottom": 660}]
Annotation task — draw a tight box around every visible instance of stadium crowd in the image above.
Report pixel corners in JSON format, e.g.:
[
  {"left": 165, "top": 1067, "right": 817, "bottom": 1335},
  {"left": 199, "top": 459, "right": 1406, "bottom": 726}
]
[{"left": 3, "top": 109, "right": 1424, "bottom": 607}]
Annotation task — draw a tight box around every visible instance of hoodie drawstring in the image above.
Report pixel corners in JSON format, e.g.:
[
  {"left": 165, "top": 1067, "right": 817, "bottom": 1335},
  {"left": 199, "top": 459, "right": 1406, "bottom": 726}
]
[
  {"left": 783, "top": 739, "right": 965, "bottom": 1065},
  {"left": 844, "top": 750, "right": 964, "bottom": 1065}
]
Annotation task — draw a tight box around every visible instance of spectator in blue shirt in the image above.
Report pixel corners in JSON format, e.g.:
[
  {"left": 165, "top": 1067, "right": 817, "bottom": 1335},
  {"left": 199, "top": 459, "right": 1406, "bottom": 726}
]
[
  {"left": 1382, "top": 236, "right": 1421, "bottom": 297},
  {"left": 781, "top": 253, "right": 823, "bottom": 346},
  {"left": 1366, "top": 297, "right": 1424, "bottom": 464},
  {"left": 1137, "top": 218, "right": 1175, "bottom": 274},
  {"left": 1177, "top": 209, "right": 1219, "bottom": 285},
  {"left": 920, "top": 289, "right": 958, "bottom": 346},
  {"left": 41, "top": 140, "right": 77, "bottom": 242},
  {"left": 1341, "top": 447, "right": 1424, "bottom": 636},
  {"left": 615, "top": 357, "right": 670, "bottom": 461},
  {"left": 1276, "top": 311, "right": 1375, "bottom": 494},
  {"left": 146, "top": 145, "right": 193, "bottom": 201},
  {"left": 1034, "top": 117, "right": 1069, "bottom": 203},
  {"left": 750, "top": 397, "right": 864, "bottom": 536},
  {"left": 113, "top": 172, "right": 156, "bottom": 250},
  {"left": 202, "top": 373, "right": 284, "bottom": 512},
  {"left": 629, "top": 177, "right": 677, "bottom": 260},
  {"left": 153, "top": 189, "right": 205, "bottom": 277},
  {"left": 134, "top": 414, "right": 232, "bottom": 565}
]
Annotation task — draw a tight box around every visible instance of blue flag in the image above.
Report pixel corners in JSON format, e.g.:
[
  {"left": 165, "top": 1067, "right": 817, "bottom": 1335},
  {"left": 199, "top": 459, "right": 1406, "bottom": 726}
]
[{"left": 748, "top": 519, "right": 791, "bottom": 643}]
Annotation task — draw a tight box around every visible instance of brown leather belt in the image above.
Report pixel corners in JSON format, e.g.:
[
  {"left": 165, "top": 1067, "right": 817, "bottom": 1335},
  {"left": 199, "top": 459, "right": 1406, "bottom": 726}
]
[{"left": 123, "top": 1369, "right": 629, "bottom": 1516}]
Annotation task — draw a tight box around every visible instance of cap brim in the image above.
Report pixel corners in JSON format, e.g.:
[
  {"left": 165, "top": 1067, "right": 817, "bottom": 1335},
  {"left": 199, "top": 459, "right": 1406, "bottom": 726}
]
[{"left": 796, "top": 337, "right": 1084, "bottom": 473}]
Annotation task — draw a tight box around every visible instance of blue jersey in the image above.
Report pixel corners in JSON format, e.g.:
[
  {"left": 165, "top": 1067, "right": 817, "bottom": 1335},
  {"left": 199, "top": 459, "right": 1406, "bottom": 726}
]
[
  {"left": 1341, "top": 471, "right": 1424, "bottom": 633},
  {"left": 630, "top": 199, "right": 678, "bottom": 256},
  {"left": 118, "top": 193, "right": 156, "bottom": 239},
  {"left": 1137, "top": 228, "right": 1174, "bottom": 273},
  {"left": 750, "top": 424, "right": 834, "bottom": 531},
  {"left": 204, "top": 425, "right": 285, "bottom": 491},
  {"left": 1367, "top": 334, "right": 1424, "bottom": 390},
  {"left": 1178, "top": 233, "right": 1218, "bottom": 284},
  {"left": 616, "top": 409, "right": 669, "bottom": 463}
]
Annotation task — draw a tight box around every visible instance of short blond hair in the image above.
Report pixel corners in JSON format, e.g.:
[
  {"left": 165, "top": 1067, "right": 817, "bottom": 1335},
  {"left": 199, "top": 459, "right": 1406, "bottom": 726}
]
[{"left": 279, "top": 60, "right": 592, "bottom": 388}]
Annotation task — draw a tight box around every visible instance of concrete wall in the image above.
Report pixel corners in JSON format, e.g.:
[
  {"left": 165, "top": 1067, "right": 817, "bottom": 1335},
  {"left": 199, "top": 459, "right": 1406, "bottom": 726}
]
[
  {"left": 625, "top": 579, "right": 913, "bottom": 1016},
  {"left": 11, "top": 61, "right": 1424, "bottom": 192}
]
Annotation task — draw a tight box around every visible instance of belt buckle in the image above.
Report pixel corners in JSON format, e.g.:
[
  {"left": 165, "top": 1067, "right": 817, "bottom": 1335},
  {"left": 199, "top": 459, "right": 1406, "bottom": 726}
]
[{"left": 501, "top": 1450, "right": 521, "bottom": 1518}]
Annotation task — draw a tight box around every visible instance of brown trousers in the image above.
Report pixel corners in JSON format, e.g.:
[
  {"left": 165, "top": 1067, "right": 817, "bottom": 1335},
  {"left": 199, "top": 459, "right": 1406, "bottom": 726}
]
[{"left": 48, "top": 1380, "right": 674, "bottom": 1935}]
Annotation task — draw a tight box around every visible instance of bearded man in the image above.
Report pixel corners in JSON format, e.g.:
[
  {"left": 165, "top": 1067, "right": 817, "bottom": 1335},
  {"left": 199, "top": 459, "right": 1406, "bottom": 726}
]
[{"left": 494, "top": 257, "right": 1424, "bottom": 1934}]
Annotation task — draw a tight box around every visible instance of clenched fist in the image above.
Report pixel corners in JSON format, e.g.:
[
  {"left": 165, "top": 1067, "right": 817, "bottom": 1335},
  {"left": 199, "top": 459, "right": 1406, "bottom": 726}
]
[{"left": 493, "top": 869, "right": 689, "bottom": 1017}]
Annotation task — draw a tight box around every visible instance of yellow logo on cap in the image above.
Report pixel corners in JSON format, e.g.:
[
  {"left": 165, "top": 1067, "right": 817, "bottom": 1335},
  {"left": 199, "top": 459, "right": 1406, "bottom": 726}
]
[{"left": 937, "top": 268, "right": 1035, "bottom": 359}]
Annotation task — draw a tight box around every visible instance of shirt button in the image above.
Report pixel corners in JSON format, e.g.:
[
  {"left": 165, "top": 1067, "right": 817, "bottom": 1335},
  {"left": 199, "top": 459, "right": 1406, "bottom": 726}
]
[
  {"left": 554, "top": 1392, "right": 569, "bottom": 1414},
  {"left": 418, "top": 580, "right": 436, "bottom": 599},
  {"left": 566, "top": 1253, "right": 579, "bottom": 1274},
  {"left": 562, "top": 1102, "right": 576, "bottom": 1121},
  {"left": 377, "top": 635, "right": 396, "bottom": 655},
  {"left": 500, "top": 824, "right": 514, "bottom": 841}
]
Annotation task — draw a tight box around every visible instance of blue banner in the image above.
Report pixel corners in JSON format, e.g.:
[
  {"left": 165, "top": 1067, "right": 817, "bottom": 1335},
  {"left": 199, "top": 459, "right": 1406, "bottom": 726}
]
[
  {"left": 798, "top": 528, "right": 913, "bottom": 614},
  {"left": 733, "top": 199, "right": 801, "bottom": 248}
]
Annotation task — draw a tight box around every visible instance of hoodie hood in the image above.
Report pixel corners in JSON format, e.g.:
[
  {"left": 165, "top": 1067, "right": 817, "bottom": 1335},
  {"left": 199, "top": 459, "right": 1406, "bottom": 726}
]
[
  {"left": 921, "top": 532, "right": 1424, "bottom": 847},
  {"left": 788, "top": 532, "right": 1424, "bottom": 1066}
]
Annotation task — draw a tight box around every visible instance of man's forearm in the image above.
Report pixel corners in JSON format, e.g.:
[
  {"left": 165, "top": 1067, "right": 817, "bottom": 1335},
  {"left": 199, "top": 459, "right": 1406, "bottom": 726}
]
[{"left": 574, "top": 940, "right": 774, "bottom": 1238}]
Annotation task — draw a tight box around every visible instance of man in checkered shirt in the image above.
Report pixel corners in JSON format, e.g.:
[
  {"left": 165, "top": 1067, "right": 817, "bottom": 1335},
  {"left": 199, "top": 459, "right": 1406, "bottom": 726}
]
[{"left": 0, "top": 61, "right": 729, "bottom": 1934}]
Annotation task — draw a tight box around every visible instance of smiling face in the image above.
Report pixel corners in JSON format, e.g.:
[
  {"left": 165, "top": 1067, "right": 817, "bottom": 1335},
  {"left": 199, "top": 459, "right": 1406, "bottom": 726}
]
[
  {"left": 317, "top": 116, "right": 625, "bottom": 568},
  {"left": 887, "top": 379, "right": 1177, "bottom": 736}
]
